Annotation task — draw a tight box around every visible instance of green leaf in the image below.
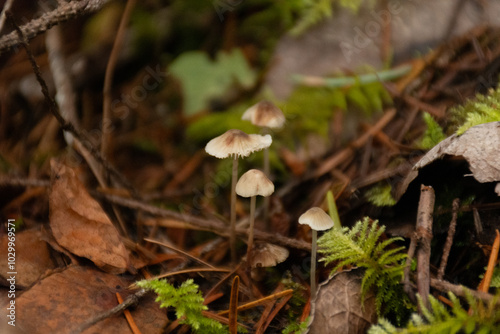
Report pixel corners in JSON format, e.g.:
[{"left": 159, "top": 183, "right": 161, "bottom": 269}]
[{"left": 169, "top": 49, "right": 256, "bottom": 116}]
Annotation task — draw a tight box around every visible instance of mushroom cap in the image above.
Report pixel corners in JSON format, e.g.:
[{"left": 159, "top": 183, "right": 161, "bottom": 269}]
[
  {"left": 236, "top": 169, "right": 274, "bottom": 197},
  {"left": 205, "top": 129, "right": 272, "bottom": 159},
  {"left": 298, "top": 207, "right": 334, "bottom": 231},
  {"left": 250, "top": 243, "right": 289, "bottom": 268},
  {"left": 242, "top": 101, "right": 286, "bottom": 129}
]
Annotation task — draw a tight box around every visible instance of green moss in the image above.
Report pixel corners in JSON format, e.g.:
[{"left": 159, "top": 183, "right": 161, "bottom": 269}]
[
  {"left": 136, "top": 278, "right": 228, "bottom": 333},
  {"left": 449, "top": 87, "right": 500, "bottom": 135},
  {"left": 318, "top": 218, "right": 409, "bottom": 317},
  {"left": 370, "top": 292, "right": 500, "bottom": 333},
  {"left": 365, "top": 183, "right": 397, "bottom": 207},
  {"left": 418, "top": 112, "right": 446, "bottom": 149}
]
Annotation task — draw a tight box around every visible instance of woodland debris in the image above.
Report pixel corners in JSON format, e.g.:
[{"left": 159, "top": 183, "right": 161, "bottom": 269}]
[
  {"left": 308, "top": 269, "right": 377, "bottom": 334},
  {"left": 49, "top": 160, "right": 130, "bottom": 274},
  {"left": 415, "top": 185, "right": 435, "bottom": 311},
  {"left": 415, "top": 122, "right": 500, "bottom": 183},
  {"left": 15, "top": 265, "right": 166, "bottom": 334}
]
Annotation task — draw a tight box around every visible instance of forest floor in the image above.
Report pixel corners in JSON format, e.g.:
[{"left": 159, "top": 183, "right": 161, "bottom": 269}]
[{"left": 0, "top": 2, "right": 500, "bottom": 334}]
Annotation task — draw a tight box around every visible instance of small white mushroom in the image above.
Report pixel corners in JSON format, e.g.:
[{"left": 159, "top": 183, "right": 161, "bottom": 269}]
[
  {"left": 236, "top": 169, "right": 274, "bottom": 264},
  {"left": 250, "top": 243, "right": 289, "bottom": 268},
  {"left": 299, "top": 207, "right": 334, "bottom": 299},
  {"left": 205, "top": 129, "right": 272, "bottom": 264},
  {"left": 242, "top": 101, "right": 286, "bottom": 129}
]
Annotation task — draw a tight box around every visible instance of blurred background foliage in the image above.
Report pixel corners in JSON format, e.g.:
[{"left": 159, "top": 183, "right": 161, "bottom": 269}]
[{"left": 78, "top": 0, "right": 390, "bottom": 180}]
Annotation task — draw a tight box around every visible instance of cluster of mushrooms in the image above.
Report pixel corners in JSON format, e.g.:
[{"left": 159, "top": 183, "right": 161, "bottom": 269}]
[{"left": 205, "top": 101, "right": 335, "bottom": 298}]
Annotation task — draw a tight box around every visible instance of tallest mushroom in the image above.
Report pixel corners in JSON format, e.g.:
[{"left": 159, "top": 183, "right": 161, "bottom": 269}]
[{"left": 205, "top": 129, "right": 272, "bottom": 264}]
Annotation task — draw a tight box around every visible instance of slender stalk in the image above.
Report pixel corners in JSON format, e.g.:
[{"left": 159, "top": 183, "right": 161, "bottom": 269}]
[
  {"left": 310, "top": 230, "right": 318, "bottom": 299},
  {"left": 230, "top": 155, "right": 238, "bottom": 264},
  {"left": 102, "top": 0, "right": 137, "bottom": 157},
  {"left": 263, "top": 147, "right": 270, "bottom": 231},
  {"left": 246, "top": 196, "right": 256, "bottom": 263}
]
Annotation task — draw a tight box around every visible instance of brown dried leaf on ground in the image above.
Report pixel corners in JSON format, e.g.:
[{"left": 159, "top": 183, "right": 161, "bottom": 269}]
[
  {"left": 49, "top": 160, "right": 129, "bottom": 274},
  {"left": 398, "top": 122, "right": 500, "bottom": 198},
  {"left": 0, "top": 229, "right": 56, "bottom": 288},
  {"left": 14, "top": 265, "right": 168, "bottom": 334},
  {"left": 308, "top": 269, "right": 376, "bottom": 334},
  {"left": 415, "top": 122, "right": 500, "bottom": 182}
]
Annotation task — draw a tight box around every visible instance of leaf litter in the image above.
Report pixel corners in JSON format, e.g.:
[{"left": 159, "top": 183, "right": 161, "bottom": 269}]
[{"left": 1, "top": 5, "right": 500, "bottom": 334}]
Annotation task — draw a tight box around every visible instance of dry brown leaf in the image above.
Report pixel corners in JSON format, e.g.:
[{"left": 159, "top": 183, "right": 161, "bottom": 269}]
[
  {"left": 49, "top": 160, "right": 129, "bottom": 273},
  {"left": 0, "top": 229, "right": 56, "bottom": 288},
  {"left": 415, "top": 122, "right": 500, "bottom": 182},
  {"left": 397, "top": 122, "right": 500, "bottom": 200},
  {"left": 308, "top": 269, "right": 376, "bottom": 334},
  {"left": 13, "top": 265, "right": 168, "bottom": 334}
]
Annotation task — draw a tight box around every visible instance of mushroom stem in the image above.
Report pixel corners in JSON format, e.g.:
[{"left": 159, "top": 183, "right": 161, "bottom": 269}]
[
  {"left": 230, "top": 155, "right": 238, "bottom": 264},
  {"left": 310, "top": 229, "right": 318, "bottom": 299},
  {"left": 246, "top": 195, "right": 256, "bottom": 264},
  {"left": 263, "top": 147, "right": 270, "bottom": 231}
]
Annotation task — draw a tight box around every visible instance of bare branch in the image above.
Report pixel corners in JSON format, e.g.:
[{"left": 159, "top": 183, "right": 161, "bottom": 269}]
[{"left": 0, "top": 0, "right": 108, "bottom": 55}]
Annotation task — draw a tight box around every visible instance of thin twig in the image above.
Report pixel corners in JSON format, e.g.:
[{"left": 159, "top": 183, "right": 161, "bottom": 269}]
[
  {"left": 0, "top": 0, "right": 108, "bottom": 55},
  {"left": 437, "top": 198, "right": 460, "bottom": 280},
  {"left": 403, "top": 231, "right": 418, "bottom": 298},
  {"left": 430, "top": 278, "right": 498, "bottom": 305},
  {"left": 479, "top": 230, "right": 500, "bottom": 292},
  {"left": 7, "top": 12, "right": 137, "bottom": 197},
  {"left": 71, "top": 288, "right": 148, "bottom": 334},
  {"left": 0, "top": 0, "right": 15, "bottom": 33},
  {"left": 101, "top": 194, "right": 311, "bottom": 251},
  {"left": 101, "top": 0, "right": 137, "bottom": 157},
  {"left": 143, "top": 237, "right": 215, "bottom": 269},
  {"left": 313, "top": 108, "right": 396, "bottom": 178},
  {"left": 116, "top": 292, "right": 142, "bottom": 334},
  {"left": 415, "top": 184, "right": 435, "bottom": 311}
]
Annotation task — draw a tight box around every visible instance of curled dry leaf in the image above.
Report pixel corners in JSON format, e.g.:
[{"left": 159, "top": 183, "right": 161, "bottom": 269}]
[
  {"left": 397, "top": 122, "right": 500, "bottom": 199},
  {"left": 415, "top": 122, "right": 500, "bottom": 183},
  {"left": 308, "top": 269, "right": 376, "bottom": 334},
  {"left": 49, "top": 160, "right": 129, "bottom": 274}
]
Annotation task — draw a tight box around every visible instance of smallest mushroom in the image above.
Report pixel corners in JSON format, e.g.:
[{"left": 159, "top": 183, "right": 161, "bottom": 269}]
[
  {"left": 236, "top": 169, "right": 274, "bottom": 264},
  {"left": 249, "top": 243, "right": 289, "bottom": 281},
  {"left": 299, "top": 207, "right": 334, "bottom": 299}
]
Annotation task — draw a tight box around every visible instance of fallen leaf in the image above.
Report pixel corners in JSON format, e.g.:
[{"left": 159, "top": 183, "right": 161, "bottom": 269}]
[
  {"left": 49, "top": 160, "right": 129, "bottom": 273},
  {"left": 397, "top": 122, "right": 500, "bottom": 199},
  {"left": 0, "top": 229, "right": 56, "bottom": 288},
  {"left": 308, "top": 269, "right": 376, "bottom": 334},
  {"left": 414, "top": 122, "right": 500, "bottom": 182},
  {"left": 14, "top": 265, "right": 168, "bottom": 334}
]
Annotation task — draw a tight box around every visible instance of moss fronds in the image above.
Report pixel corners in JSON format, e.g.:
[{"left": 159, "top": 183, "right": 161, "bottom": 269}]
[
  {"left": 136, "top": 278, "right": 228, "bottom": 333},
  {"left": 365, "top": 183, "right": 397, "bottom": 207},
  {"left": 318, "top": 218, "right": 407, "bottom": 315},
  {"left": 419, "top": 112, "right": 446, "bottom": 149},
  {"left": 369, "top": 291, "right": 500, "bottom": 333},
  {"left": 449, "top": 87, "right": 500, "bottom": 135}
]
